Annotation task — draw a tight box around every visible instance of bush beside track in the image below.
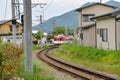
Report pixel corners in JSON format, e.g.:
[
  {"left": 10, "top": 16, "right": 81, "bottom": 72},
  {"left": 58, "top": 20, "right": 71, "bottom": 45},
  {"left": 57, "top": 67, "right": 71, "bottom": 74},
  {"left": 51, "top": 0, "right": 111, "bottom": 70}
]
[{"left": 0, "top": 43, "right": 23, "bottom": 80}]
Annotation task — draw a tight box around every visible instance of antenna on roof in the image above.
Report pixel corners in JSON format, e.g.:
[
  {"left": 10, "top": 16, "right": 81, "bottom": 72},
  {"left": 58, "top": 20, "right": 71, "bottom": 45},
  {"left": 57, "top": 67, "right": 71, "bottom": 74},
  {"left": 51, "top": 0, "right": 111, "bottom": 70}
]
[{"left": 100, "top": 0, "right": 102, "bottom": 3}]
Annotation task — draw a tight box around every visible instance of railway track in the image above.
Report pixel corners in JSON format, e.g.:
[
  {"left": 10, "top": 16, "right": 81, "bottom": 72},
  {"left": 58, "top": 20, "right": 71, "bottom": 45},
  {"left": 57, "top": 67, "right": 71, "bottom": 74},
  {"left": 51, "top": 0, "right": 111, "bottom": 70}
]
[{"left": 37, "top": 47, "right": 120, "bottom": 80}]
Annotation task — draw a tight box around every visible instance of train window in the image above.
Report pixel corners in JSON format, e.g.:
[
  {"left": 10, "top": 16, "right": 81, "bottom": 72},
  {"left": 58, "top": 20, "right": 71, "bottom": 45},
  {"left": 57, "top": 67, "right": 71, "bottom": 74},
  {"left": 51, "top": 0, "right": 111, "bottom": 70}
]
[
  {"left": 54, "top": 38, "right": 59, "bottom": 41},
  {"left": 54, "top": 38, "right": 56, "bottom": 41},
  {"left": 60, "top": 38, "right": 62, "bottom": 41}
]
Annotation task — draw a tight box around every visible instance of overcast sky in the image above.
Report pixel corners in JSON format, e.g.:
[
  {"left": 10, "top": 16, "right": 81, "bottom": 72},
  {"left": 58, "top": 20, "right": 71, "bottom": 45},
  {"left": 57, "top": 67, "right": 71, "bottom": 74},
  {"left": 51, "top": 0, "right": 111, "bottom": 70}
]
[{"left": 0, "top": 0, "right": 120, "bottom": 25}]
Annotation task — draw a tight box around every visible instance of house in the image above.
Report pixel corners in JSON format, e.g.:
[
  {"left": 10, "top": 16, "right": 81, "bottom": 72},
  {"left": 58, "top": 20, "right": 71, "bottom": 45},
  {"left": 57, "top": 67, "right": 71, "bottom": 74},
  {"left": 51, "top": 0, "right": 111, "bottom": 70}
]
[
  {"left": 76, "top": 0, "right": 120, "bottom": 47},
  {"left": 0, "top": 20, "right": 22, "bottom": 36},
  {"left": 0, "top": 20, "right": 23, "bottom": 44},
  {"left": 92, "top": 9, "right": 120, "bottom": 50}
]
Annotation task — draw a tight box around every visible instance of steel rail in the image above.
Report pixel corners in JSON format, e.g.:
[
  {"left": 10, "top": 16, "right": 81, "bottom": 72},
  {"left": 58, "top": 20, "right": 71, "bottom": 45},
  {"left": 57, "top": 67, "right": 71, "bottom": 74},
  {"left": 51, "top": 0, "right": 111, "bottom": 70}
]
[{"left": 37, "top": 47, "right": 120, "bottom": 80}]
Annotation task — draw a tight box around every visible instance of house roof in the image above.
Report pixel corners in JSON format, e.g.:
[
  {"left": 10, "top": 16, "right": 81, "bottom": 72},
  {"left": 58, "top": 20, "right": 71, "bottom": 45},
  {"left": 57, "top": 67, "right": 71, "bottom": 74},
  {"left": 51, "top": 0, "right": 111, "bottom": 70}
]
[
  {"left": 91, "top": 9, "right": 120, "bottom": 19},
  {"left": 0, "top": 20, "right": 10, "bottom": 25},
  {"left": 82, "top": 23, "right": 96, "bottom": 29},
  {"left": 77, "top": 23, "right": 95, "bottom": 30},
  {"left": 76, "top": 2, "right": 116, "bottom": 11},
  {"left": 0, "top": 20, "right": 22, "bottom": 25}
]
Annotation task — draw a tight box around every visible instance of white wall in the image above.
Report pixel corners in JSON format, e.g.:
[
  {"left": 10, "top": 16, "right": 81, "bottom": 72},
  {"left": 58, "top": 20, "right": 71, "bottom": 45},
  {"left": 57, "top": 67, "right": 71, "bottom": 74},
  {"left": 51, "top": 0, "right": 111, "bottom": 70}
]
[
  {"left": 97, "top": 17, "right": 116, "bottom": 50},
  {"left": 0, "top": 35, "right": 23, "bottom": 45}
]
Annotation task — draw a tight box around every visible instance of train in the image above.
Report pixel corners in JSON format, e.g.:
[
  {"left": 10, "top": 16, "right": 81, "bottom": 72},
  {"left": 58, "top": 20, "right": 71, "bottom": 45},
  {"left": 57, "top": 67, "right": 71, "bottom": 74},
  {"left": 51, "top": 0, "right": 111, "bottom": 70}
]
[{"left": 53, "top": 35, "right": 73, "bottom": 45}]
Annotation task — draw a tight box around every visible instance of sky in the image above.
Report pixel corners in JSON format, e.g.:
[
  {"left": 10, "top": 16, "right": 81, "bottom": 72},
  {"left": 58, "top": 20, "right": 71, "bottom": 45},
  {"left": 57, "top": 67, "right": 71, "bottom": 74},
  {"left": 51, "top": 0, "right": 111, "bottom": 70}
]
[{"left": 0, "top": 0, "right": 120, "bottom": 26}]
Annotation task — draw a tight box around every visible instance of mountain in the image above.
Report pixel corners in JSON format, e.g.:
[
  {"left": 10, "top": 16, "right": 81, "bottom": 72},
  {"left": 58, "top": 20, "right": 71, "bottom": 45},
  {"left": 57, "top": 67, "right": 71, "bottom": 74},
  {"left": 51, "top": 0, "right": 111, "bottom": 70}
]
[
  {"left": 32, "top": 10, "right": 78, "bottom": 33},
  {"left": 32, "top": 0, "right": 120, "bottom": 33},
  {"left": 105, "top": 0, "right": 120, "bottom": 8}
]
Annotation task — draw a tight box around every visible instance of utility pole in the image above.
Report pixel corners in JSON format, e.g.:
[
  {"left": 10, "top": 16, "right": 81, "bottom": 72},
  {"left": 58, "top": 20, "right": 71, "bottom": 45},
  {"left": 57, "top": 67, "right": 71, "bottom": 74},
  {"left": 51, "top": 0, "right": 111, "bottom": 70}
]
[
  {"left": 40, "top": 6, "right": 45, "bottom": 21},
  {"left": 54, "top": 20, "right": 56, "bottom": 29},
  {"left": 40, "top": 15, "right": 43, "bottom": 47},
  {"left": 78, "top": 12, "right": 82, "bottom": 46},
  {"left": 52, "top": 20, "right": 56, "bottom": 35},
  {"left": 23, "top": 0, "right": 33, "bottom": 72},
  {"left": 74, "top": 28, "right": 76, "bottom": 37},
  {"left": 11, "top": 0, "right": 17, "bottom": 44},
  {"left": 100, "top": 0, "right": 102, "bottom": 3},
  {"left": 65, "top": 26, "right": 68, "bottom": 36}
]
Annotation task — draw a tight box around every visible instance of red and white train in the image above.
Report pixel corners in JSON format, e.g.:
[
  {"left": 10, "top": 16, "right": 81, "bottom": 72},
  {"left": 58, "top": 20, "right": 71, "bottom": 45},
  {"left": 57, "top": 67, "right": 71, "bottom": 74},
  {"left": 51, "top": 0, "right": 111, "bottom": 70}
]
[{"left": 53, "top": 35, "right": 73, "bottom": 45}]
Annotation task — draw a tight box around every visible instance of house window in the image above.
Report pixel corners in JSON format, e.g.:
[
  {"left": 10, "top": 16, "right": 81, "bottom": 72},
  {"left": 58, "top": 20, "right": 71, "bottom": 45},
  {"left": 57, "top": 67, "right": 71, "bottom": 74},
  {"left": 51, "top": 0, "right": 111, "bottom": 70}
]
[
  {"left": 9, "top": 25, "right": 12, "bottom": 32},
  {"left": 100, "top": 29, "right": 108, "bottom": 42},
  {"left": 100, "top": 29, "right": 102, "bottom": 37},
  {"left": 83, "top": 14, "right": 94, "bottom": 22}
]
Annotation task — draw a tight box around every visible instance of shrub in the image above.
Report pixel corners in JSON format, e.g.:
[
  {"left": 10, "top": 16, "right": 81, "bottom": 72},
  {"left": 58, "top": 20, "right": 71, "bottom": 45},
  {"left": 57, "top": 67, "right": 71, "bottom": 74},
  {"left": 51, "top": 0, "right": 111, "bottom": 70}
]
[
  {"left": 0, "top": 43, "right": 23, "bottom": 80},
  {"left": 0, "top": 52, "right": 3, "bottom": 66},
  {"left": 0, "top": 38, "right": 2, "bottom": 43},
  {"left": 8, "top": 32, "right": 12, "bottom": 36}
]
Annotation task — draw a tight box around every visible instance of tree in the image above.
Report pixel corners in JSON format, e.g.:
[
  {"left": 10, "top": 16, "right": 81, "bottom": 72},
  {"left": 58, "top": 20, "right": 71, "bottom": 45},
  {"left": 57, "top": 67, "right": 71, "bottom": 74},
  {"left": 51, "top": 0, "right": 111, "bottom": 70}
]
[
  {"left": 52, "top": 26, "right": 65, "bottom": 35},
  {"left": 52, "top": 26, "right": 74, "bottom": 36},
  {"left": 68, "top": 28, "right": 74, "bottom": 35},
  {"left": 34, "top": 30, "right": 43, "bottom": 40}
]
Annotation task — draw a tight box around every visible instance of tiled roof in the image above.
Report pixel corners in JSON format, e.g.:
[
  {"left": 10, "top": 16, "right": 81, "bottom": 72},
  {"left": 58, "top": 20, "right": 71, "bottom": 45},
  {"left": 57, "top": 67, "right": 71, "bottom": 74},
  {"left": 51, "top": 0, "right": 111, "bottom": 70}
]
[
  {"left": 82, "top": 23, "right": 96, "bottom": 29},
  {"left": 0, "top": 20, "right": 10, "bottom": 25},
  {"left": 77, "top": 23, "right": 96, "bottom": 29},
  {"left": 76, "top": 0, "right": 120, "bottom": 11},
  {"left": 0, "top": 20, "right": 22, "bottom": 25},
  {"left": 80, "top": 2, "right": 96, "bottom": 9}
]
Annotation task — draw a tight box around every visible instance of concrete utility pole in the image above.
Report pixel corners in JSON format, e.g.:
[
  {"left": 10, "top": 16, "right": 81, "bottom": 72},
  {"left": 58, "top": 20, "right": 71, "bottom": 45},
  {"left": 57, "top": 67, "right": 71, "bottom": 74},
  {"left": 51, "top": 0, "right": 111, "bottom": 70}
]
[
  {"left": 11, "top": 0, "right": 17, "bottom": 44},
  {"left": 53, "top": 20, "right": 56, "bottom": 30},
  {"left": 74, "top": 29, "right": 76, "bottom": 37},
  {"left": 65, "top": 26, "right": 68, "bottom": 36},
  {"left": 23, "top": 0, "right": 33, "bottom": 72},
  {"left": 78, "top": 12, "right": 82, "bottom": 46},
  {"left": 40, "top": 15, "right": 43, "bottom": 47},
  {"left": 52, "top": 20, "right": 56, "bottom": 35},
  {"left": 100, "top": 0, "right": 102, "bottom": 3}
]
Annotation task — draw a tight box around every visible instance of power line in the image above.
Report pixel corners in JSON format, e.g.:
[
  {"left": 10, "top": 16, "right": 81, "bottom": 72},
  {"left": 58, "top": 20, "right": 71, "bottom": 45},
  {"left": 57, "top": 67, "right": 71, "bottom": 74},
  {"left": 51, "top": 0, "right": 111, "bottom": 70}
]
[
  {"left": 15, "top": 3, "right": 46, "bottom": 19},
  {"left": 44, "top": 0, "right": 54, "bottom": 12}
]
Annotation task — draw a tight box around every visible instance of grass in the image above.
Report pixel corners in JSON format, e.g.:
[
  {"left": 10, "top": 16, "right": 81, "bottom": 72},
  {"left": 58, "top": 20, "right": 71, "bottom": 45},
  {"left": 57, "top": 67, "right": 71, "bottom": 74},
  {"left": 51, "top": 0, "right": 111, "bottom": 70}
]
[
  {"left": 17, "top": 60, "right": 55, "bottom": 80},
  {"left": 32, "top": 44, "right": 55, "bottom": 52},
  {"left": 51, "top": 42, "right": 120, "bottom": 76},
  {"left": 32, "top": 44, "right": 40, "bottom": 52},
  {"left": 16, "top": 44, "right": 56, "bottom": 80}
]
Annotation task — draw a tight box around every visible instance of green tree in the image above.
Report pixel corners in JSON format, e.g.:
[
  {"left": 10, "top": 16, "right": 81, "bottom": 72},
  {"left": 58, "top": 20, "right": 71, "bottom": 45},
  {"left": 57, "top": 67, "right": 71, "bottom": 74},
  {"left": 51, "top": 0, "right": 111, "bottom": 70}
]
[
  {"left": 68, "top": 28, "right": 74, "bottom": 35},
  {"left": 52, "top": 26, "right": 65, "bottom": 35},
  {"left": 47, "top": 35, "right": 53, "bottom": 42},
  {"left": 34, "top": 30, "right": 43, "bottom": 40},
  {"left": 52, "top": 26, "right": 74, "bottom": 36}
]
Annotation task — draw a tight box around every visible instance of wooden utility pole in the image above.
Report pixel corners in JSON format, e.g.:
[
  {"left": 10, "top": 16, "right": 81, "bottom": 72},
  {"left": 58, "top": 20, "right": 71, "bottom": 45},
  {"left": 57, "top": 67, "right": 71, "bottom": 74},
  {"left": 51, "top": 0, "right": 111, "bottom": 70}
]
[{"left": 23, "top": 0, "right": 33, "bottom": 72}]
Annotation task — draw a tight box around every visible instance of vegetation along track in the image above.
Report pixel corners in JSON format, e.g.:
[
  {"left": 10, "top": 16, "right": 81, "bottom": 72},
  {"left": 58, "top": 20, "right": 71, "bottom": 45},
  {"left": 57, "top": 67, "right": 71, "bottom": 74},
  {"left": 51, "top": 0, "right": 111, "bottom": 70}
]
[{"left": 37, "top": 47, "right": 120, "bottom": 80}]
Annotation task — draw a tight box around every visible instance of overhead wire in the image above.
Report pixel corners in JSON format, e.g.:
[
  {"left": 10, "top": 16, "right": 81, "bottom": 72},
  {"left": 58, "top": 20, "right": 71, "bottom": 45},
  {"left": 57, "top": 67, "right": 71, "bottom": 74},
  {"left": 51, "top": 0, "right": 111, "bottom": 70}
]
[{"left": 44, "top": 0, "right": 54, "bottom": 12}]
